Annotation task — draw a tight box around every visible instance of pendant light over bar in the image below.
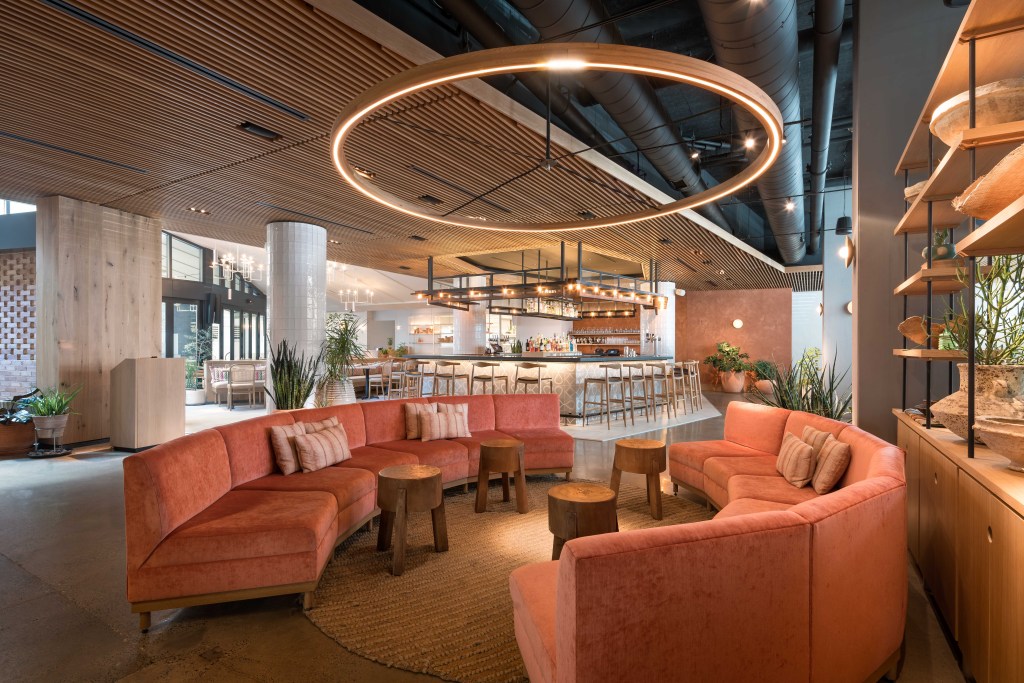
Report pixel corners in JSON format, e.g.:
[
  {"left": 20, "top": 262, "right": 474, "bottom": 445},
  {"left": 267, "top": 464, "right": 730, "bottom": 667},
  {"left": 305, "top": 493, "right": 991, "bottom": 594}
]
[{"left": 331, "top": 43, "right": 783, "bottom": 233}]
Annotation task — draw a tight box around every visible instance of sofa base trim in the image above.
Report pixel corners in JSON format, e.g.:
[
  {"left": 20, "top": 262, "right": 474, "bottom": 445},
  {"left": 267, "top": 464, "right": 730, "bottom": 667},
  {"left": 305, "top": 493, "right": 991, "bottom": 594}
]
[
  {"left": 131, "top": 509, "right": 379, "bottom": 631},
  {"left": 868, "top": 642, "right": 905, "bottom": 683},
  {"left": 669, "top": 476, "right": 715, "bottom": 510}
]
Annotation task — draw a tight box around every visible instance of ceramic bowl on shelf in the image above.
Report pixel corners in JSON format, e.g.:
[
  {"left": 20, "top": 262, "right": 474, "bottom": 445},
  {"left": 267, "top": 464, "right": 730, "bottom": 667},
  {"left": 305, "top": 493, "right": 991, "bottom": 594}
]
[{"left": 974, "top": 416, "right": 1024, "bottom": 472}]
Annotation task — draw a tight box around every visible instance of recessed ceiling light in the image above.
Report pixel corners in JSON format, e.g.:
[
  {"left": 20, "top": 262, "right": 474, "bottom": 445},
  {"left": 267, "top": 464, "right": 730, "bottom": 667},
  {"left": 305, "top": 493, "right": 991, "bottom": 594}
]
[
  {"left": 577, "top": 210, "right": 597, "bottom": 220},
  {"left": 238, "top": 121, "right": 281, "bottom": 141},
  {"left": 187, "top": 207, "right": 210, "bottom": 215},
  {"left": 329, "top": 239, "right": 340, "bottom": 244},
  {"left": 409, "top": 235, "right": 428, "bottom": 241},
  {"left": 399, "top": 265, "right": 411, "bottom": 270},
  {"left": 418, "top": 194, "right": 442, "bottom": 205},
  {"left": 353, "top": 166, "right": 376, "bottom": 180},
  {"left": 701, "top": 259, "right": 712, "bottom": 265},
  {"left": 658, "top": 237, "right": 672, "bottom": 245},
  {"left": 718, "top": 269, "right": 725, "bottom": 275}
]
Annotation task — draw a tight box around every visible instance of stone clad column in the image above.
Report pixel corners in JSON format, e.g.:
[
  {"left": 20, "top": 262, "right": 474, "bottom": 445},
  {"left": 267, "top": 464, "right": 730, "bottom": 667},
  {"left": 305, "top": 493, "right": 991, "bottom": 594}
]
[{"left": 266, "top": 222, "right": 326, "bottom": 408}]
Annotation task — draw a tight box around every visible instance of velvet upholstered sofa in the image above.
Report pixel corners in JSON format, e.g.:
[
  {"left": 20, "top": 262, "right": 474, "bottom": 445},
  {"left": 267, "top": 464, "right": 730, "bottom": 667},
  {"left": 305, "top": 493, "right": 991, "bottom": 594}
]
[
  {"left": 123, "top": 393, "right": 572, "bottom": 630},
  {"left": 509, "top": 402, "right": 906, "bottom": 683}
]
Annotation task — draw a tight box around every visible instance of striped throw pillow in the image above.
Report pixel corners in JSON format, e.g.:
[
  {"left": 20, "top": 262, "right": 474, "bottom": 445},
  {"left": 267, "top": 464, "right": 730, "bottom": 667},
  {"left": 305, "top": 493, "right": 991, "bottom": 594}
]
[
  {"left": 269, "top": 421, "right": 306, "bottom": 476},
  {"left": 405, "top": 402, "right": 437, "bottom": 440},
  {"left": 776, "top": 432, "right": 815, "bottom": 488},
  {"left": 304, "top": 416, "right": 339, "bottom": 434},
  {"left": 801, "top": 426, "right": 831, "bottom": 457},
  {"left": 812, "top": 435, "right": 852, "bottom": 494},
  {"left": 293, "top": 425, "right": 352, "bottom": 473},
  {"left": 420, "top": 408, "right": 470, "bottom": 442}
]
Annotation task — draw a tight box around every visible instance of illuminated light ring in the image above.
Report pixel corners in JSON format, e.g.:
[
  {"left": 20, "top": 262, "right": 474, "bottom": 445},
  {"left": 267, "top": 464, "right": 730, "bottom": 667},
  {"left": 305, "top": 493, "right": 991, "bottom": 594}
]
[{"left": 331, "top": 43, "right": 784, "bottom": 233}]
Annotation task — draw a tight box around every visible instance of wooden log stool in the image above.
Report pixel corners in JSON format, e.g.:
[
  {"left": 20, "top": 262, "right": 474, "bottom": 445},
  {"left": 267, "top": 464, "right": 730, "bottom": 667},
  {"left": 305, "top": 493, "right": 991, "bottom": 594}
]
[
  {"left": 376, "top": 464, "right": 448, "bottom": 576},
  {"left": 476, "top": 439, "right": 528, "bottom": 514},
  {"left": 547, "top": 483, "right": 618, "bottom": 560},
  {"left": 610, "top": 438, "right": 668, "bottom": 520}
]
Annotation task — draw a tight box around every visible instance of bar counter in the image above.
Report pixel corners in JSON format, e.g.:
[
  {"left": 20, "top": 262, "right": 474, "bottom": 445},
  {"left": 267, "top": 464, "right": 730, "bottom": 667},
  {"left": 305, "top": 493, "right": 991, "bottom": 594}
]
[{"left": 404, "top": 353, "right": 672, "bottom": 421}]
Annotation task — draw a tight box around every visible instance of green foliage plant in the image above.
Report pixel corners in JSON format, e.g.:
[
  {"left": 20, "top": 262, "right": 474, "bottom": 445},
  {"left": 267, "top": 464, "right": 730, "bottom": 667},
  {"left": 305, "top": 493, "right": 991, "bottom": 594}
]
[
  {"left": 702, "top": 341, "right": 752, "bottom": 374},
  {"left": 948, "top": 255, "right": 1024, "bottom": 365},
  {"left": 324, "top": 313, "right": 366, "bottom": 383},
  {"left": 28, "top": 386, "right": 82, "bottom": 416},
  {"left": 185, "top": 359, "right": 199, "bottom": 391},
  {"left": 753, "top": 360, "right": 776, "bottom": 381},
  {"left": 266, "top": 338, "right": 322, "bottom": 410},
  {"left": 750, "top": 353, "right": 853, "bottom": 422}
]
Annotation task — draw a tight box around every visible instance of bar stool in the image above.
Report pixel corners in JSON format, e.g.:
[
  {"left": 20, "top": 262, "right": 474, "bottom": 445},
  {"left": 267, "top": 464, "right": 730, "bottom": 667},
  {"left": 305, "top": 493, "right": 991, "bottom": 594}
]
[
  {"left": 682, "top": 360, "right": 703, "bottom": 411},
  {"left": 387, "top": 359, "right": 407, "bottom": 398},
  {"left": 583, "top": 363, "right": 633, "bottom": 429},
  {"left": 623, "top": 362, "right": 652, "bottom": 422},
  {"left": 514, "top": 362, "right": 554, "bottom": 393},
  {"left": 470, "top": 361, "right": 509, "bottom": 395},
  {"left": 434, "top": 360, "right": 470, "bottom": 396},
  {"left": 367, "top": 361, "right": 387, "bottom": 398},
  {"left": 645, "top": 362, "right": 677, "bottom": 420},
  {"left": 404, "top": 360, "right": 436, "bottom": 398}
]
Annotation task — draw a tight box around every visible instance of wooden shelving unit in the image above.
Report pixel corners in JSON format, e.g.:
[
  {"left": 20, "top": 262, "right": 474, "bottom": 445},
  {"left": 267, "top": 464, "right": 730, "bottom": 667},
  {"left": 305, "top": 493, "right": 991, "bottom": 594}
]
[
  {"left": 892, "top": 348, "right": 966, "bottom": 360},
  {"left": 892, "top": 262, "right": 968, "bottom": 296},
  {"left": 956, "top": 193, "right": 1024, "bottom": 256}
]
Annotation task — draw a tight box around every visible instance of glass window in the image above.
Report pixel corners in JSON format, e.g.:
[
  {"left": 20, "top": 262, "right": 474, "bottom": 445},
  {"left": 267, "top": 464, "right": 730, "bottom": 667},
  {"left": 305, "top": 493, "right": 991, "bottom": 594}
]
[
  {"left": 171, "top": 303, "right": 198, "bottom": 358},
  {"left": 161, "top": 304, "right": 166, "bottom": 357},
  {"left": 170, "top": 238, "right": 202, "bottom": 282},
  {"left": 8, "top": 200, "right": 35, "bottom": 214},
  {"left": 232, "top": 310, "right": 242, "bottom": 360},
  {"left": 211, "top": 322, "right": 221, "bottom": 360},
  {"left": 223, "top": 309, "right": 231, "bottom": 359},
  {"left": 161, "top": 233, "right": 170, "bottom": 278}
]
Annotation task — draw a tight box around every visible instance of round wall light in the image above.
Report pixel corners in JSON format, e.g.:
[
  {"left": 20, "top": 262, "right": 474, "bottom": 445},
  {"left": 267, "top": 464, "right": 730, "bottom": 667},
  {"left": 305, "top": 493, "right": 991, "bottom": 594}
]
[
  {"left": 846, "top": 301, "right": 854, "bottom": 315},
  {"left": 732, "top": 319, "right": 744, "bottom": 329},
  {"left": 331, "top": 43, "right": 784, "bottom": 232}
]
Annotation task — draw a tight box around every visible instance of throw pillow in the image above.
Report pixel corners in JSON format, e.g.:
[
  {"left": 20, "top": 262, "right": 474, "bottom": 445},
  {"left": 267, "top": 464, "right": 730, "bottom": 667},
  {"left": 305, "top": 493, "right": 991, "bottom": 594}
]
[
  {"left": 293, "top": 425, "right": 352, "bottom": 473},
  {"left": 801, "top": 426, "right": 832, "bottom": 458},
  {"left": 776, "top": 432, "right": 815, "bottom": 488},
  {"left": 405, "top": 402, "right": 437, "bottom": 440},
  {"left": 269, "top": 422, "right": 306, "bottom": 476},
  {"left": 304, "top": 416, "right": 339, "bottom": 434},
  {"left": 420, "top": 408, "right": 471, "bottom": 441},
  {"left": 812, "top": 435, "right": 853, "bottom": 494}
]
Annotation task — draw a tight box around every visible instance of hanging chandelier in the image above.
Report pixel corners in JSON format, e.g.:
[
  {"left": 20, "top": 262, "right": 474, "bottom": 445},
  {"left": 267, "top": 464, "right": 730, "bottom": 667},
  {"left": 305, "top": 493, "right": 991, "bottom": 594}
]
[
  {"left": 330, "top": 43, "right": 783, "bottom": 232},
  {"left": 211, "top": 248, "right": 264, "bottom": 284},
  {"left": 328, "top": 262, "right": 374, "bottom": 312}
]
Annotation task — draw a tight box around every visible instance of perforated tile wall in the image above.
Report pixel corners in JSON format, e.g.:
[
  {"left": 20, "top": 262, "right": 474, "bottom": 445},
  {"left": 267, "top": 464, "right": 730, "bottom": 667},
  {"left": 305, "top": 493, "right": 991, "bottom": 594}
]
[{"left": 0, "top": 249, "right": 36, "bottom": 398}]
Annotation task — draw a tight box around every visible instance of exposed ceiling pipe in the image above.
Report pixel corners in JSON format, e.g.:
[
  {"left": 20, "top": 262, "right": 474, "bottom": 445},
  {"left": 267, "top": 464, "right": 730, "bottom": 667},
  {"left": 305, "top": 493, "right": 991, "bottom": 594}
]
[
  {"left": 508, "top": 0, "right": 736, "bottom": 233},
  {"left": 697, "top": 0, "right": 807, "bottom": 264},
  {"left": 435, "top": 0, "right": 611, "bottom": 154},
  {"left": 807, "top": 0, "right": 845, "bottom": 255}
]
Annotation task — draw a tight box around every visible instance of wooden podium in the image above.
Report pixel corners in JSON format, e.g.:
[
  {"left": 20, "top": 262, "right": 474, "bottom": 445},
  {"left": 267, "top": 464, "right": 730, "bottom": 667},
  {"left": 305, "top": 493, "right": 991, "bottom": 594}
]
[{"left": 110, "top": 358, "right": 185, "bottom": 450}]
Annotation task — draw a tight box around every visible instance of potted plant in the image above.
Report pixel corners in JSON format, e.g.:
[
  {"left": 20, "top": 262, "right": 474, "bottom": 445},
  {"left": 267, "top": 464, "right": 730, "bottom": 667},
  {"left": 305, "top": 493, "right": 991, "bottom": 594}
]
[
  {"left": 921, "top": 228, "right": 957, "bottom": 261},
  {"left": 0, "top": 389, "right": 39, "bottom": 455},
  {"left": 752, "top": 360, "right": 776, "bottom": 394},
  {"left": 27, "top": 386, "right": 81, "bottom": 444},
  {"left": 321, "top": 313, "right": 366, "bottom": 405},
  {"left": 703, "top": 342, "right": 752, "bottom": 393},
  {"left": 184, "top": 360, "right": 206, "bottom": 406},
  {"left": 750, "top": 354, "right": 853, "bottom": 422},
  {"left": 930, "top": 255, "right": 1024, "bottom": 441},
  {"left": 265, "top": 338, "right": 322, "bottom": 411}
]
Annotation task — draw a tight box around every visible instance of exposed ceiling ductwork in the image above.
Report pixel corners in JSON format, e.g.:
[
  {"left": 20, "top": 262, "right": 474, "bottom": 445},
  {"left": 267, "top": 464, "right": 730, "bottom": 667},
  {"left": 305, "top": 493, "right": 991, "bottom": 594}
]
[
  {"left": 697, "top": 0, "right": 808, "bottom": 265},
  {"left": 507, "top": 0, "right": 735, "bottom": 233},
  {"left": 807, "top": 0, "right": 846, "bottom": 255}
]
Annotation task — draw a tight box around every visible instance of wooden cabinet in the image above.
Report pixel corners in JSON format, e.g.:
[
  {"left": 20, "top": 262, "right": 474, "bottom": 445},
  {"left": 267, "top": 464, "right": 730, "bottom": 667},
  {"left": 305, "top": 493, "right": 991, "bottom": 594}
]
[
  {"left": 110, "top": 358, "right": 185, "bottom": 450},
  {"left": 897, "top": 421, "right": 921, "bottom": 561},
  {"left": 958, "top": 471, "right": 991, "bottom": 681},
  {"left": 988, "top": 495, "right": 1024, "bottom": 683},
  {"left": 919, "top": 439, "right": 958, "bottom": 629}
]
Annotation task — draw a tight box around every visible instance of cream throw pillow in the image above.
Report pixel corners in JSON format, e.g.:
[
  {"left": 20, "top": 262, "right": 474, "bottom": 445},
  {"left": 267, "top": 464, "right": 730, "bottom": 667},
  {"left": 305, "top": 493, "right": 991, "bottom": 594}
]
[
  {"left": 801, "top": 426, "right": 831, "bottom": 458},
  {"left": 293, "top": 425, "right": 352, "bottom": 473},
  {"left": 304, "top": 416, "right": 339, "bottom": 434},
  {"left": 270, "top": 422, "right": 306, "bottom": 476},
  {"left": 405, "top": 403, "right": 437, "bottom": 440},
  {"left": 420, "top": 407, "right": 470, "bottom": 441},
  {"left": 812, "top": 435, "right": 853, "bottom": 494},
  {"left": 776, "top": 432, "right": 815, "bottom": 488}
]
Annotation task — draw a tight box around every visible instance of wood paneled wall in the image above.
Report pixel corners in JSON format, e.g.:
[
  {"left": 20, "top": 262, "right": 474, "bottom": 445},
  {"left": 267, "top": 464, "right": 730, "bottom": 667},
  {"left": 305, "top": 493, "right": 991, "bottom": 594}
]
[{"left": 35, "top": 196, "right": 161, "bottom": 443}]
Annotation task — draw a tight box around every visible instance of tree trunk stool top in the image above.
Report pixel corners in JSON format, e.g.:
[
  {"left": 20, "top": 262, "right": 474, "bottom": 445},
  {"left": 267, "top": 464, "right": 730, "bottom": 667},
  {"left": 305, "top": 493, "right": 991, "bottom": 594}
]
[
  {"left": 610, "top": 438, "right": 667, "bottom": 520},
  {"left": 376, "top": 464, "right": 447, "bottom": 576}
]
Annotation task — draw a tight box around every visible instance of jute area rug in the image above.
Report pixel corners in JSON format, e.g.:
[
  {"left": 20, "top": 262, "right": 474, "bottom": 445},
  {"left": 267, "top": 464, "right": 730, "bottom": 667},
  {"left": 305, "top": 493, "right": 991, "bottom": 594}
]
[{"left": 307, "top": 476, "right": 714, "bottom": 683}]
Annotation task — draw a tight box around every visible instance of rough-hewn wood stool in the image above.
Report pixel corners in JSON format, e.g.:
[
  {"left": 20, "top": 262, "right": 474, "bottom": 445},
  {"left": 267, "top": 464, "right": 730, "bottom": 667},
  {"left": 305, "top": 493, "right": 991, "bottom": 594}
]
[
  {"left": 376, "top": 464, "right": 447, "bottom": 576},
  {"left": 610, "top": 438, "right": 668, "bottom": 520},
  {"left": 476, "top": 439, "right": 528, "bottom": 514},
  {"left": 547, "top": 483, "right": 618, "bottom": 560}
]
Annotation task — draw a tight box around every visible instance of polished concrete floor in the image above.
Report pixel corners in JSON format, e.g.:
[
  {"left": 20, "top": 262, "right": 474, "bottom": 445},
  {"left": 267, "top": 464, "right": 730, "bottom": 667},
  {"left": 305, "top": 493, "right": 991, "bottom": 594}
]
[{"left": 0, "top": 393, "right": 963, "bottom": 682}]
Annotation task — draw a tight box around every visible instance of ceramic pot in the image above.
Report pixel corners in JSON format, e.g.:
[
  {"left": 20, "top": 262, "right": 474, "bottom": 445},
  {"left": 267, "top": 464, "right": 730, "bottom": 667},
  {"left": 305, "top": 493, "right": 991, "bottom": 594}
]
[
  {"left": 974, "top": 416, "right": 1024, "bottom": 472},
  {"left": 0, "top": 423, "right": 35, "bottom": 455},
  {"left": 920, "top": 242, "right": 957, "bottom": 261},
  {"left": 328, "top": 379, "right": 357, "bottom": 405},
  {"left": 32, "top": 414, "right": 69, "bottom": 442},
  {"left": 930, "top": 364, "right": 1024, "bottom": 441},
  {"left": 185, "top": 389, "right": 206, "bottom": 406},
  {"left": 720, "top": 371, "right": 746, "bottom": 394},
  {"left": 755, "top": 379, "right": 774, "bottom": 395}
]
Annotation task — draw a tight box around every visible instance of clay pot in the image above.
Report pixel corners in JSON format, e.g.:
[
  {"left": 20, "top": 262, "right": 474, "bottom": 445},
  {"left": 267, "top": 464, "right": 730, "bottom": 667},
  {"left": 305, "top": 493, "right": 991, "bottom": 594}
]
[
  {"left": 920, "top": 242, "right": 957, "bottom": 261},
  {"left": 930, "top": 78, "right": 1024, "bottom": 147},
  {"left": 755, "top": 379, "right": 774, "bottom": 395},
  {"left": 930, "top": 364, "right": 1024, "bottom": 441},
  {"left": 899, "top": 316, "right": 945, "bottom": 348},
  {"left": 720, "top": 371, "right": 746, "bottom": 394},
  {"left": 974, "top": 416, "right": 1024, "bottom": 472},
  {"left": 32, "top": 415, "right": 69, "bottom": 443},
  {"left": 0, "top": 423, "right": 35, "bottom": 456}
]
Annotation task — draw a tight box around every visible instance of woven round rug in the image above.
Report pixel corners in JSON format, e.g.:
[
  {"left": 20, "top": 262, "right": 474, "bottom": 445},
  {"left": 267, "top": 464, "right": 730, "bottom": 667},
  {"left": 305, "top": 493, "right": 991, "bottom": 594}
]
[{"left": 306, "top": 476, "right": 713, "bottom": 683}]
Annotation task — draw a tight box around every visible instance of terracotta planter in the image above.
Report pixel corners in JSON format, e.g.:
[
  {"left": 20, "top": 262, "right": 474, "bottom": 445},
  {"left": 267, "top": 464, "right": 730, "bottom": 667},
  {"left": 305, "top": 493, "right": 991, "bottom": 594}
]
[
  {"left": 930, "top": 364, "right": 1024, "bottom": 441},
  {"left": 974, "top": 416, "right": 1024, "bottom": 472},
  {"left": 755, "top": 379, "right": 774, "bottom": 395},
  {"left": 32, "top": 414, "right": 69, "bottom": 443},
  {"left": 719, "top": 371, "right": 746, "bottom": 394},
  {"left": 0, "top": 422, "right": 35, "bottom": 455}
]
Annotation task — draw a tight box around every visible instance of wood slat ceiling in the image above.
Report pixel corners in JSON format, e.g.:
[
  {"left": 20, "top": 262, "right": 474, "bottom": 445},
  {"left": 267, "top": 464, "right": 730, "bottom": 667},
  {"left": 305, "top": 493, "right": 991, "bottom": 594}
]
[{"left": 0, "top": 0, "right": 812, "bottom": 291}]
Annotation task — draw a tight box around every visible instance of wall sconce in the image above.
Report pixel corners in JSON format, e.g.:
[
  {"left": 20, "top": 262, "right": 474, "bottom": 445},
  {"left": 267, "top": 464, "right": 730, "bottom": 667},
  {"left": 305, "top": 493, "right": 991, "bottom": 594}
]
[
  {"left": 839, "top": 236, "right": 855, "bottom": 268},
  {"left": 732, "top": 319, "right": 744, "bottom": 329},
  {"left": 846, "top": 301, "right": 853, "bottom": 315},
  {"left": 816, "top": 303, "right": 824, "bottom": 316}
]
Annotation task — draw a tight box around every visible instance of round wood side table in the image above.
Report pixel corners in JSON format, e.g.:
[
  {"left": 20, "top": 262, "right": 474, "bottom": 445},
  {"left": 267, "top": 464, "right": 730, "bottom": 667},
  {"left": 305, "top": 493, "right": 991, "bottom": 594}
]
[
  {"left": 476, "top": 439, "right": 528, "bottom": 514},
  {"left": 376, "top": 464, "right": 448, "bottom": 576},
  {"left": 547, "top": 482, "right": 618, "bottom": 560},
  {"left": 610, "top": 438, "right": 668, "bottom": 520}
]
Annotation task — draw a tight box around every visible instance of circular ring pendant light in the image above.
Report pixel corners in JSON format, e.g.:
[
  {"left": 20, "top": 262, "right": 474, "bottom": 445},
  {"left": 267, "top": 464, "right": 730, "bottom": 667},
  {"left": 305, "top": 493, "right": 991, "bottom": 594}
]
[{"left": 331, "top": 43, "right": 784, "bottom": 233}]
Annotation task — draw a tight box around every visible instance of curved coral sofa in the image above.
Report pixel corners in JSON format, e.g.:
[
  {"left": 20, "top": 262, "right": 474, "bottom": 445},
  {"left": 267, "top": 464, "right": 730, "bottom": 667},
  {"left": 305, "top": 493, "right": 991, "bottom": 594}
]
[
  {"left": 124, "top": 393, "right": 572, "bottom": 630},
  {"left": 509, "top": 402, "right": 906, "bottom": 683}
]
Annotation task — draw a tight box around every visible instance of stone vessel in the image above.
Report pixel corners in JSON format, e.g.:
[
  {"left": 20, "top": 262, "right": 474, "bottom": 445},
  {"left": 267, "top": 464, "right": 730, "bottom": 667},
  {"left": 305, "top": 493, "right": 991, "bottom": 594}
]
[{"left": 930, "top": 364, "right": 1024, "bottom": 441}]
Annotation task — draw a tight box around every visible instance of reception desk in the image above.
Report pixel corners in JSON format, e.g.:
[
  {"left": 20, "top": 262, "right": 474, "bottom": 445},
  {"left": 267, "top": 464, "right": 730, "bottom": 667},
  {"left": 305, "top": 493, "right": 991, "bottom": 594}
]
[{"left": 404, "top": 354, "right": 672, "bottom": 421}]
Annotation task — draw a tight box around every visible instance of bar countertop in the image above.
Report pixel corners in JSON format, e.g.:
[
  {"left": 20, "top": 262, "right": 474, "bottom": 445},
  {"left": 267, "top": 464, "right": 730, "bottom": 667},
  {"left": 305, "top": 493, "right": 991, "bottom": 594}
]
[{"left": 403, "top": 354, "right": 672, "bottom": 363}]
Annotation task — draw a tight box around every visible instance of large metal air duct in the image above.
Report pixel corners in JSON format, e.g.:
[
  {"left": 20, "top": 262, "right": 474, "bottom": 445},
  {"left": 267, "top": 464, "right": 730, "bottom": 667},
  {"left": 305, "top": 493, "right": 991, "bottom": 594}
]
[
  {"left": 807, "top": 0, "right": 846, "bottom": 255},
  {"left": 509, "top": 0, "right": 734, "bottom": 232},
  {"left": 697, "top": 0, "right": 807, "bottom": 264}
]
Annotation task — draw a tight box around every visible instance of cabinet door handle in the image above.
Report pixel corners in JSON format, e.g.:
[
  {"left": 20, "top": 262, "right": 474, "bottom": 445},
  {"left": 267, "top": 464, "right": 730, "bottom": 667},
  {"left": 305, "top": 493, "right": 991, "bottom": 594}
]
[
  {"left": 988, "top": 526, "right": 993, "bottom": 543},
  {"left": 933, "top": 472, "right": 938, "bottom": 485}
]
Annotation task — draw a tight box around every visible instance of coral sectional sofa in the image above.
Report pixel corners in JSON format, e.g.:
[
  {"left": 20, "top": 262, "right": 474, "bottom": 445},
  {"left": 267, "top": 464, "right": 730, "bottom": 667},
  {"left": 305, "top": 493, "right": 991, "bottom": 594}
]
[
  {"left": 510, "top": 402, "right": 906, "bottom": 683},
  {"left": 124, "top": 394, "right": 572, "bottom": 630}
]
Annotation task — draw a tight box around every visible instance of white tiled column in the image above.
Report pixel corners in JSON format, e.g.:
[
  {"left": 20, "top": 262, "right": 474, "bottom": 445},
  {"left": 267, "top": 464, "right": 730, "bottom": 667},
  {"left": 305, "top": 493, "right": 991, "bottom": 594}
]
[
  {"left": 266, "top": 221, "right": 326, "bottom": 408},
  {"left": 640, "top": 282, "right": 676, "bottom": 358}
]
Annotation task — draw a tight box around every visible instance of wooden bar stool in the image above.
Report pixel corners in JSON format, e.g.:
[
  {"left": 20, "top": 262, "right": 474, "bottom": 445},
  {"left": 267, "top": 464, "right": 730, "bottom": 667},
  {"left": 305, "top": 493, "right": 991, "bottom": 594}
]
[
  {"left": 470, "top": 361, "right": 510, "bottom": 395},
  {"left": 682, "top": 360, "right": 703, "bottom": 411},
  {"left": 547, "top": 483, "right": 618, "bottom": 560},
  {"left": 403, "top": 360, "right": 436, "bottom": 398},
  {"left": 434, "top": 360, "right": 469, "bottom": 396},
  {"left": 623, "top": 362, "right": 652, "bottom": 422},
  {"left": 376, "top": 464, "right": 448, "bottom": 576},
  {"left": 645, "top": 362, "right": 677, "bottom": 420},
  {"left": 583, "top": 363, "right": 633, "bottom": 429},
  {"left": 475, "top": 439, "right": 527, "bottom": 514},
  {"left": 610, "top": 438, "right": 668, "bottom": 520},
  {"left": 514, "top": 362, "right": 553, "bottom": 393},
  {"left": 387, "top": 359, "right": 407, "bottom": 398}
]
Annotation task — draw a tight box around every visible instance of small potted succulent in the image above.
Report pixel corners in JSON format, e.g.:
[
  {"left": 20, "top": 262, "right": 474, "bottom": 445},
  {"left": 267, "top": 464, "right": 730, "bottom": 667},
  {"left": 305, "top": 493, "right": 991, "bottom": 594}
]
[
  {"left": 0, "top": 389, "right": 39, "bottom": 455},
  {"left": 752, "top": 360, "right": 776, "bottom": 394},
  {"left": 703, "top": 342, "right": 752, "bottom": 393},
  {"left": 28, "top": 386, "right": 81, "bottom": 444},
  {"left": 185, "top": 360, "right": 206, "bottom": 406}
]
